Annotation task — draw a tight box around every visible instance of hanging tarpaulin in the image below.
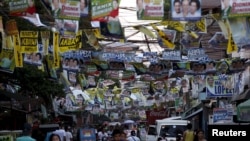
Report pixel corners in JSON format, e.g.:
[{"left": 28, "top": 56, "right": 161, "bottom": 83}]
[
  {"left": 206, "top": 75, "right": 234, "bottom": 98},
  {"left": 136, "top": 0, "right": 164, "bottom": 20},
  {"left": 237, "top": 99, "right": 250, "bottom": 122},
  {"left": 91, "top": 0, "right": 120, "bottom": 21},
  {"left": 8, "top": 0, "right": 36, "bottom": 16},
  {"left": 171, "top": 0, "right": 202, "bottom": 21},
  {"left": 221, "top": 0, "right": 250, "bottom": 19},
  {"left": 228, "top": 17, "right": 250, "bottom": 48}
]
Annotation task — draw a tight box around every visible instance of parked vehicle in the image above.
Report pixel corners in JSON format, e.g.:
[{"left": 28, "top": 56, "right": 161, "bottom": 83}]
[{"left": 146, "top": 116, "right": 189, "bottom": 141}]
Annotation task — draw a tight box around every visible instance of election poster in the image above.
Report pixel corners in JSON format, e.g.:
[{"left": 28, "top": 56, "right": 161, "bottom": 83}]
[
  {"left": 55, "top": 19, "right": 79, "bottom": 38},
  {"left": 91, "top": 0, "right": 120, "bottom": 21},
  {"left": 208, "top": 32, "right": 228, "bottom": 48},
  {"left": 228, "top": 17, "right": 250, "bottom": 48},
  {"left": 8, "top": 0, "right": 36, "bottom": 16},
  {"left": 185, "top": 17, "right": 207, "bottom": 33},
  {"left": 213, "top": 108, "right": 233, "bottom": 123},
  {"left": 58, "top": 30, "right": 82, "bottom": 53},
  {"left": 13, "top": 34, "right": 23, "bottom": 68},
  {"left": 206, "top": 75, "right": 234, "bottom": 97},
  {"left": 221, "top": 0, "right": 250, "bottom": 18},
  {"left": 0, "top": 48, "right": 15, "bottom": 73},
  {"left": 53, "top": 32, "right": 60, "bottom": 68},
  {"left": 171, "top": 0, "right": 202, "bottom": 21},
  {"left": 136, "top": 0, "right": 164, "bottom": 20},
  {"left": 19, "top": 31, "right": 38, "bottom": 53},
  {"left": 23, "top": 44, "right": 44, "bottom": 66},
  {"left": 5, "top": 19, "right": 19, "bottom": 36},
  {"left": 50, "top": 0, "right": 80, "bottom": 19},
  {"left": 157, "top": 29, "right": 177, "bottom": 48},
  {"left": 180, "top": 32, "right": 203, "bottom": 48}
]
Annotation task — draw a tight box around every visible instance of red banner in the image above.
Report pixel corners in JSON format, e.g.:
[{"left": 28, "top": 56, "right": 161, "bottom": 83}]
[{"left": 145, "top": 109, "right": 168, "bottom": 125}]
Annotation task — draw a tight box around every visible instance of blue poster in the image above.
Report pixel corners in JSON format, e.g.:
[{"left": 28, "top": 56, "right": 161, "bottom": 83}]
[
  {"left": 79, "top": 128, "right": 96, "bottom": 141},
  {"left": 206, "top": 76, "right": 234, "bottom": 97},
  {"left": 213, "top": 108, "right": 232, "bottom": 123}
]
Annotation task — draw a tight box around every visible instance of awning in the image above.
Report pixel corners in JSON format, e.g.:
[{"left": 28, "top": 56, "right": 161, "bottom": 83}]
[
  {"left": 182, "top": 103, "right": 203, "bottom": 120},
  {"left": 237, "top": 99, "right": 250, "bottom": 122},
  {"left": 231, "top": 88, "right": 250, "bottom": 102}
]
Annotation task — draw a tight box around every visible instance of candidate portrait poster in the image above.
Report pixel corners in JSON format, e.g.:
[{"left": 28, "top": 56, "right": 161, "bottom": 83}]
[
  {"left": 136, "top": 0, "right": 164, "bottom": 20},
  {"left": 221, "top": 0, "right": 250, "bottom": 18},
  {"left": 206, "top": 75, "right": 234, "bottom": 98},
  {"left": 171, "top": 0, "right": 202, "bottom": 21}
]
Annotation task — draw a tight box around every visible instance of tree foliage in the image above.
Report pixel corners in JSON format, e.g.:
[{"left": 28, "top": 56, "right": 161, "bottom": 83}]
[{"left": 12, "top": 65, "right": 65, "bottom": 106}]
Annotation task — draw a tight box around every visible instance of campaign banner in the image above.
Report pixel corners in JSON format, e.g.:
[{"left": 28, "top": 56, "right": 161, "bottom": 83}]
[
  {"left": 206, "top": 75, "right": 234, "bottom": 97},
  {"left": 136, "top": 0, "right": 164, "bottom": 20},
  {"left": 180, "top": 32, "right": 203, "bottom": 48},
  {"left": 208, "top": 32, "right": 228, "bottom": 48},
  {"left": 99, "top": 19, "right": 124, "bottom": 39},
  {"left": 157, "top": 29, "right": 177, "bottom": 48},
  {"left": 213, "top": 108, "right": 233, "bottom": 123},
  {"left": 55, "top": 19, "right": 79, "bottom": 38},
  {"left": 0, "top": 48, "right": 15, "bottom": 73},
  {"left": 53, "top": 32, "right": 60, "bottom": 68},
  {"left": 91, "top": 0, "right": 120, "bottom": 21},
  {"left": 83, "top": 29, "right": 101, "bottom": 50},
  {"left": 58, "top": 30, "right": 82, "bottom": 53},
  {"left": 162, "top": 50, "right": 181, "bottom": 61},
  {"left": 58, "top": 0, "right": 81, "bottom": 20},
  {"left": 13, "top": 34, "right": 23, "bottom": 67},
  {"left": 228, "top": 17, "right": 250, "bottom": 48},
  {"left": 186, "top": 18, "right": 207, "bottom": 33},
  {"left": 8, "top": 0, "right": 36, "bottom": 16},
  {"left": 221, "top": 0, "right": 250, "bottom": 18},
  {"left": 23, "top": 44, "right": 44, "bottom": 66},
  {"left": 171, "top": 0, "right": 202, "bottom": 21},
  {"left": 19, "top": 31, "right": 38, "bottom": 53},
  {"left": 5, "top": 19, "right": 19, "bottom": 36},
  {"left": 187, "top": 48, "right": 205, "bottom": 60}
]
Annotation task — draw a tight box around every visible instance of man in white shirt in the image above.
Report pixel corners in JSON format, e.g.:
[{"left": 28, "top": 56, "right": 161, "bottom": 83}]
[
  {"left": 53, "top": 123, "right": 66, "bottom": 141},
  {"left": 97, "top": 128, "right": 108, "bottom": 141},
  {"left": 127, "top": 130, "right": 140, "bottom": 141},
  {"left": 172, "top": 0, "right": 183, "bottom": 18},
  {"left": 64, "top": 126, "right": 73, "bottom": 141}
]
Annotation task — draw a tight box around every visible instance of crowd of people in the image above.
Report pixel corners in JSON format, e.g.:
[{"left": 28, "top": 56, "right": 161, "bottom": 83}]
[{"left": 15, "top": 122, "right": 208, "bottom": 141}]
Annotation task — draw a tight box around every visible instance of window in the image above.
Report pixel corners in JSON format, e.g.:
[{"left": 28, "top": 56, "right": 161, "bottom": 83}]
[
  {"left": 160, "top": 125, "right": 186, "bottom": 137},
  {"left": 147, "top": 126, "right": 156, "bottom": 135}
]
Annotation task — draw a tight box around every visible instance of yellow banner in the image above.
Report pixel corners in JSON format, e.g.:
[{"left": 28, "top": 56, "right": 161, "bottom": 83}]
[
  {"left": 5, "top": 35, "right": 14, "bottom": 49},
  {"left": 53, "top": 32, "right": 60, "bottom": 68},
  {"left": 0, "top": 16, "right": 3, "bottom": 32},
  {"left": 151, "top": 23, "right": 175, "bottom": 49},
  {"left": 83, "top": 29, "right": 100, "bottom": 50},
  {"left": 5, "top": 19, "right": 18, "bottom": 35},
  {"left": 161, "top": 20, "right": 198, "bottom": 39},
  {"left": 161, "top": 21, "right": 185, "bottom": 32},
  {"left": 195, "top": 18, "right": 206, "bottom": 33},
  {"left": 13, "top": 34, "right": 23, "bottom": 67},
  {"left": 20, "top": 31, "right": 39, "bottom": 53},
  {"left": 58, "top": 31, "right": 82, "bottom": 53},
  {"left": 227, "top": 33, "right": 238, "bottom": 54}
]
